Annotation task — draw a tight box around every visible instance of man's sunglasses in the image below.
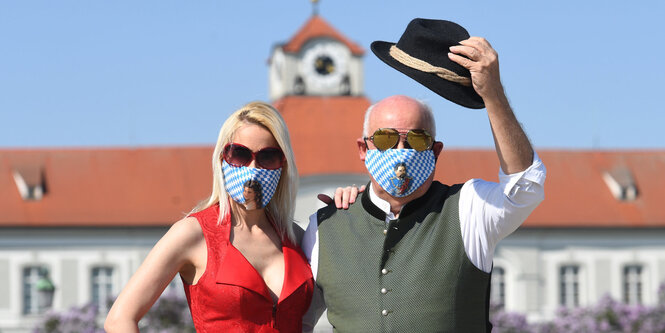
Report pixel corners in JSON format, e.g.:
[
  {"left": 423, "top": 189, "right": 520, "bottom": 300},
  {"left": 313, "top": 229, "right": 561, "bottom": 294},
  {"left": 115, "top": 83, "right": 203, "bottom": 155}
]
[
  {"left": 364, "top": 128, "right": 434, "bottom": 152},
  {"left": 222, "top": 143, "right": 285, "bottom": 170}
]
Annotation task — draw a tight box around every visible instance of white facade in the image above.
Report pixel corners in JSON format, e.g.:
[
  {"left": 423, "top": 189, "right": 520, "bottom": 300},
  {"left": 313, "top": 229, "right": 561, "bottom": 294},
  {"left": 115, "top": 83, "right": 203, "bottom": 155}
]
[
  {"left": 494, "top": 228, "right": 665, "bottom": 322},
  {"left": 0, "top": 227, "right": 169, "bottom": 333}
]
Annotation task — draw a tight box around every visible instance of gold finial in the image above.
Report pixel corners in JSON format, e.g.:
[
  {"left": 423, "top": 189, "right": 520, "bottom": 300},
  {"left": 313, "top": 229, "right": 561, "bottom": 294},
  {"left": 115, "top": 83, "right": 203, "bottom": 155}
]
[{"left": 311, "top": 0, "right": 319, "bottom": 16}]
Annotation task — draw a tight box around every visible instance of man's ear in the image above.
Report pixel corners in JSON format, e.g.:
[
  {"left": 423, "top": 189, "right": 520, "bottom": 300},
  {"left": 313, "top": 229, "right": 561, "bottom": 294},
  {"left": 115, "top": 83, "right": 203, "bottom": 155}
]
[
  {"left": 433, "top": 141, "right": 444, "bottom": 160},
  {"left": 357, "top": 138, "right": 368, "bottom": 161}
]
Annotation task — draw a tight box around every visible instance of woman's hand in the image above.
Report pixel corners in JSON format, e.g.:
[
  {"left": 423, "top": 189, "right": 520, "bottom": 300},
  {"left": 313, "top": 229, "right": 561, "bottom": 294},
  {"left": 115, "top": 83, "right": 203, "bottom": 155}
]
[{"left": 317, "top": 184, "right": 366, "bottom": 209}]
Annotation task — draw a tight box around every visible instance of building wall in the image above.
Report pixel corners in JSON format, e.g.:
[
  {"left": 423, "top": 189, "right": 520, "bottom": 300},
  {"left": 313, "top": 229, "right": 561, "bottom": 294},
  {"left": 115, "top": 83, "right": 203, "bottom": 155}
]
[
  {"left": 0, "top": 227, "right": 168, "bottom": 333},
  {"left": 496, "top": 228, "right": 665, "bottom": 322}
]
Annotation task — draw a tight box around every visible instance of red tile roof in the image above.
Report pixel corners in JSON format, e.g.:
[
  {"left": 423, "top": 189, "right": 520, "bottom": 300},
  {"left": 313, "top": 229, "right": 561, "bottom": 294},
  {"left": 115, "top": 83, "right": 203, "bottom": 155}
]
[
  {"left": 1, "top": 147, "right": 213, "bottom": 226},
  {"left": 281, "top": 15, "right": 364, "bottom": 56},
  {"left": 526, "top": 150, "right": 665, "bottom": 228}
]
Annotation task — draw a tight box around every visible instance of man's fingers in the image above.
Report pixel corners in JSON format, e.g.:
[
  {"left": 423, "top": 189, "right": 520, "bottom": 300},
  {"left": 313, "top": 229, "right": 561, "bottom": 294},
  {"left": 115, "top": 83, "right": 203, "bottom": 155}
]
[
  {"left": 464, "top": 36, "right": 492, "bottom": 49},
  {"left": 448, "top": 52, "right": 473, "bottom": 69},
  {"left": 449, "top": 44, "right": 478, "bottom": 61}
]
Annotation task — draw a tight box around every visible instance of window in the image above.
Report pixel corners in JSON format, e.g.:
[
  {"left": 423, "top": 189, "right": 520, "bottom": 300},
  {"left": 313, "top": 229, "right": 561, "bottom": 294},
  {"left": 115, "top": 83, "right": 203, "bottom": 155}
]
[
  {"left": 91, "top": 266, "right": 114, "bottom": 312},
  {"left": 23, "top": 266, "right": 49, "bottom": 314},
  {"left": 560, "top": 265, "right": 579, "bottom": 307},
  {"left": 491, "top": 267, "right": 506, "bottom": 308},
  {"left": 623, "top": 265, "right": 643, "bottom": 305}
]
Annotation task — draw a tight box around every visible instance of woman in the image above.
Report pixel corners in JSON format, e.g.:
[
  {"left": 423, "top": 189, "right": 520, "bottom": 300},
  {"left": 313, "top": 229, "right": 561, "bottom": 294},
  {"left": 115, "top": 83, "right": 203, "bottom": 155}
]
[
  {"left": 105, "top": 102, "right": 314, "bottom": 332},
  {"left": 242, "top": 179, "right": 263, "bottom": 210}
]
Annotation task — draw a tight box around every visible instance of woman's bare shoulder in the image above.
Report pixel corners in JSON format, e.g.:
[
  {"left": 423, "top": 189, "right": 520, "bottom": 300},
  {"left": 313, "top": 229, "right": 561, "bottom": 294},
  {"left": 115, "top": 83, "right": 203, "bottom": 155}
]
[{"left": 164, "top": 216, "right": 204, "bottom": 248}]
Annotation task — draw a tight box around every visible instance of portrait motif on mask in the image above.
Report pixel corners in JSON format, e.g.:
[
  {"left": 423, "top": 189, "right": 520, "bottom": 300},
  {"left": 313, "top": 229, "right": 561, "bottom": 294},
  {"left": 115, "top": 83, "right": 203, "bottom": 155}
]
[
  {"left": 389, "top": 162, "right": 412, "bottom": 196},
  {"left": 242, "top": 180, "right": 264, "bottom": 210}
]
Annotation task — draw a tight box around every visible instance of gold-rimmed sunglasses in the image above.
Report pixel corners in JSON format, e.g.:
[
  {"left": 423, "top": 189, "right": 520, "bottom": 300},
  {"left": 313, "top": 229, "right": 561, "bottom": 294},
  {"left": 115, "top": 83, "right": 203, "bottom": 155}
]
[{"left": 364, "top": 128, "right": 434, "bottom": 152}]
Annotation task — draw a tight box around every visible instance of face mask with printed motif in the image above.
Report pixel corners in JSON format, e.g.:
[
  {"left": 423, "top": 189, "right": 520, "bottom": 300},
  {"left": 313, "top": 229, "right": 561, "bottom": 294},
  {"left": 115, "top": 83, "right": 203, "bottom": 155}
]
[
  {"left": 364, "top": 149, "right": 435, "bottom": 197},
  {"left": 222, "top": 160, "right": 281, "bottom": 210}
]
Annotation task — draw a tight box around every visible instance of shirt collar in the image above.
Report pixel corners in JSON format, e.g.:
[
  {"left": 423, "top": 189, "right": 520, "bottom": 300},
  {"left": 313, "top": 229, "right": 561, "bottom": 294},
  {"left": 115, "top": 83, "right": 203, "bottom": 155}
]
[{"left": 368, "top": 183, "right": 397, "bottom": 221}]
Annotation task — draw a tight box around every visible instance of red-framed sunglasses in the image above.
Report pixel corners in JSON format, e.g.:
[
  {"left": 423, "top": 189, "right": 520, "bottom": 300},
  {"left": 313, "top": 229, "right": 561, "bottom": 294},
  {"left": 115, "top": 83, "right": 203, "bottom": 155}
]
[{"left": 222, "top": 143, "right": 285, "bottom": 170}]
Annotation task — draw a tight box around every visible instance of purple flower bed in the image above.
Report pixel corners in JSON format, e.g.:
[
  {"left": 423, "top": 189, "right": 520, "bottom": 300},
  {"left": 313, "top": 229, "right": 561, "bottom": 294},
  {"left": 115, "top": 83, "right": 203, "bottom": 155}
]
[
  {"left": 491, "top": 283, "right": 665, "bottom": 333},
  {"left": 35, "top": 283, "right": 665, "bottom": 332},
  {"left": 32, "top": 289, "right": 195, "bottom": 333}
]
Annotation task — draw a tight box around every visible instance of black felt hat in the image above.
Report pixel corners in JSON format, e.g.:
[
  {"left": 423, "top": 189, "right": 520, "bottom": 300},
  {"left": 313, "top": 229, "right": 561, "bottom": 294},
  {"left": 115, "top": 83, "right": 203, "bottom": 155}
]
[{"left": 371, "top": 18, "right": 485, "bottom": 109}]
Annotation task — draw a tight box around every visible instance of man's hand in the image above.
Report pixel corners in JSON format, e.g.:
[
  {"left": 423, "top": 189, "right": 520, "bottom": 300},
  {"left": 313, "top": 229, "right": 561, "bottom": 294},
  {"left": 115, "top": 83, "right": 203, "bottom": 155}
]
[
  {"left": 317, "top": 184, "right": 366, "bottom": 209},
  {"left": 448, "top": 37, "right": 503, "bottom": 103},
  {"left": 449, "top": 36, "right": 533, "bottom": 173}
]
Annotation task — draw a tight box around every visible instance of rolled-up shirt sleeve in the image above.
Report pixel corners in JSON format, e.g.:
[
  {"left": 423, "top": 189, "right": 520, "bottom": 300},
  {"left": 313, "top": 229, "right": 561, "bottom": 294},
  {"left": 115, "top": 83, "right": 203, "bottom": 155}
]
[{"left": 459, "top": 152, "right": 546, "bottom": 273}]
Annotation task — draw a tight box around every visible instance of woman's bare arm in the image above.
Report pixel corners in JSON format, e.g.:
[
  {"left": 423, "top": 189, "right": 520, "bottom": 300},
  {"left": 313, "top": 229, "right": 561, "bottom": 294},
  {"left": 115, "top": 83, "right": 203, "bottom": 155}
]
[{"left": 104, "top": 216, "right": 204, "bottom": 332}]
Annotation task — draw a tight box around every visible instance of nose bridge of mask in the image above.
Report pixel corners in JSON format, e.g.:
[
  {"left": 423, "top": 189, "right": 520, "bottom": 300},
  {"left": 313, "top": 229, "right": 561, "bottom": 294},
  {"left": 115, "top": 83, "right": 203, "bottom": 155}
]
[{"left": 364, "top": 148, "right": 435, "bottom": 198}]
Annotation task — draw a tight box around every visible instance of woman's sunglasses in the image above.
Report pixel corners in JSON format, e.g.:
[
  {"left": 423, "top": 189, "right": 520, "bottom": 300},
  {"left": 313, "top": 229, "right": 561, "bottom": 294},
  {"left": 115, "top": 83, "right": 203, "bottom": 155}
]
[
  {"left": 222, "top": 143, "right": 284, "bottom": 170},
  {"left": 364, "top": 128, "right": 434, "bottom": 151}
]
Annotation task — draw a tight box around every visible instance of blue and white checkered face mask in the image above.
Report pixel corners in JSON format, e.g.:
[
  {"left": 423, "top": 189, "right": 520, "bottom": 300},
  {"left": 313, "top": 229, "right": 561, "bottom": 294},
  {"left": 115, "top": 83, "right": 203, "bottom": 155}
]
[
  {"left": 222, "top": 160, "right": 281, "bottom": 210},
  {"left": 365, "top": 149, "right": 435, "bottom": 197}
]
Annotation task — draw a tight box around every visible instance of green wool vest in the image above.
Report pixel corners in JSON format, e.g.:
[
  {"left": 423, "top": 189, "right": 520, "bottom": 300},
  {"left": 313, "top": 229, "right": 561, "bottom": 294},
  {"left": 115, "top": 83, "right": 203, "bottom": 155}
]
[{"left": 317, "top": 182, "right": 491, "bottom": 333}]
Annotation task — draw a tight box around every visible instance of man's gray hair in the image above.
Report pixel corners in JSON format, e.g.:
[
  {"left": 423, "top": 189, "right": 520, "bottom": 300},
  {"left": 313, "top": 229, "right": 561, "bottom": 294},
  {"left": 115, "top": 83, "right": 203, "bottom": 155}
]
[{"left": 362, "top": 99, "right": 436, "bottom": 138}]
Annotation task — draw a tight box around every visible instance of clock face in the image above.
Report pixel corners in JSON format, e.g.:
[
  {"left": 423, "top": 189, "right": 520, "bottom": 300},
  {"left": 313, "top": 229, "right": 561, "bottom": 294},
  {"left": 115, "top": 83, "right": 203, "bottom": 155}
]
[{"left": 300, "top": 41, "right": 349, "bottom": 94}]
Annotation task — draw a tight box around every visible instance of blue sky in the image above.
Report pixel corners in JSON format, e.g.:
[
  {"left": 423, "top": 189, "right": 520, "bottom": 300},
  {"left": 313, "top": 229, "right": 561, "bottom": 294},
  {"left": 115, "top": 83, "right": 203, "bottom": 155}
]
[{"left": 1, "top": 1, "right": 663, "bottom": 149}]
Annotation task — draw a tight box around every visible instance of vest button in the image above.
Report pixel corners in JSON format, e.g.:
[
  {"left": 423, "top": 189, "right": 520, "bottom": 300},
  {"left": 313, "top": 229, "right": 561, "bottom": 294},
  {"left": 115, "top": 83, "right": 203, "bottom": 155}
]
[
  {"left": 381, "top": 268, "right": 389, "bottom": 275},
  {"left": 381, "top": 288, "right": 388, "bottom": 294},
  {"left": 383, "top": 229, "right": 387, "bottom": 235},
  {"left": 381, "top": 309, "right": 389, "bottom": 316}
]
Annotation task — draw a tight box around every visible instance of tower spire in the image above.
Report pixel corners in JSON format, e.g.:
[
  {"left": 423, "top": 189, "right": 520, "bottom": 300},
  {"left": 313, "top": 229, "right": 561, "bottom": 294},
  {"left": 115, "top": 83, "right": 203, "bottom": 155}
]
[{"left": 311, "top": 0, "right": 320, "bottom": 16}]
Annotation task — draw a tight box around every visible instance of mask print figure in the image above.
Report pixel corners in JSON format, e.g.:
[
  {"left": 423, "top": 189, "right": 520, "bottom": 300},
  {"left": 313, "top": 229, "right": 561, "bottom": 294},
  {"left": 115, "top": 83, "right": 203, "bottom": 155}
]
[
  {"left": 242, "top": 180, "right": 263, "bottom": 210},
  {"left": 222, "top": 160, "right": 281, "bottom": 210},
  {"left": 389, "top": 162, "right": 413, "bottom": 196}
]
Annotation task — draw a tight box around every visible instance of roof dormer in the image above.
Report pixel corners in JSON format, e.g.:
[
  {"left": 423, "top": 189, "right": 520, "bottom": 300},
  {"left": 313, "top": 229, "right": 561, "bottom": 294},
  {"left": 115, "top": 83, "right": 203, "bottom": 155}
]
[{"left": 13, "top": 165, "right": 47, "bottom": 201}]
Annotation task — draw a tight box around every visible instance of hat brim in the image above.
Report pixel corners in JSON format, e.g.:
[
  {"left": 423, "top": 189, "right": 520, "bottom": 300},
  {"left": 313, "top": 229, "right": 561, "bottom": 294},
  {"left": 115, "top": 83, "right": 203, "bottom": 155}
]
[{"left": 371, "top": 41, "right": 485, "bottom": 109}]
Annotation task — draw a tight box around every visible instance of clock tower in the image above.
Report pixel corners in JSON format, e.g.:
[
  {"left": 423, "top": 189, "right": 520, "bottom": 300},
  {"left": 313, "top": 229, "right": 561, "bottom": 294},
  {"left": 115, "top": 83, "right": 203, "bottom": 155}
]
[{"left": 268, "top": 15, "right": 365, "bottom": 99}]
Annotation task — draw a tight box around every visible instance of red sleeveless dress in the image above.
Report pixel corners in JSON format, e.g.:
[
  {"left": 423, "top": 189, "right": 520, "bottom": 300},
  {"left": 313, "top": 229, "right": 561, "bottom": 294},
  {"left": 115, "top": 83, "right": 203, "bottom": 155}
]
[{"left": 182, "top": 205, "right": 314, "bottom": 332}]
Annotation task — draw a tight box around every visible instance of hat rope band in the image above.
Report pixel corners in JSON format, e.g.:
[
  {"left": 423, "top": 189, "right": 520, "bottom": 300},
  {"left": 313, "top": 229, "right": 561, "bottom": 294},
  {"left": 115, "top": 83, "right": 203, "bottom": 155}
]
[{"left": 389, "top": 45, "right": 471, "bottom": 87}]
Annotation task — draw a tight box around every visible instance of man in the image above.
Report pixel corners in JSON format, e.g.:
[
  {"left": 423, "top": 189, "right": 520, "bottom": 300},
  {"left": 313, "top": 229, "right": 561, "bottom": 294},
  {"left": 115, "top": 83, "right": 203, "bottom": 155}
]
[
  {"left": 303, "top": 19, "right": 546, "bottom": 332},
  {"left": 389, "top": 162, "right": 411, "bottom": 196}
]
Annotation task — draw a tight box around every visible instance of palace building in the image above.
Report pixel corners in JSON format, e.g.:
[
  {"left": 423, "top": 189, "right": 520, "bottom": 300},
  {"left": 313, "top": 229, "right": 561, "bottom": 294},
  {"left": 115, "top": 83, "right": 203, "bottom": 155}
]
[{"left": 1, "top": 12, "right": 665, "bottom": 333}]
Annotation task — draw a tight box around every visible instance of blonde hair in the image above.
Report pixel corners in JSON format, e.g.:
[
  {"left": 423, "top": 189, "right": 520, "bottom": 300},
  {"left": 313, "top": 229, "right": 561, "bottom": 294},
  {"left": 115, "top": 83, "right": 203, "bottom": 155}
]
[{"left": 190, "top": 101, "right": 298, "bottom": 242}]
